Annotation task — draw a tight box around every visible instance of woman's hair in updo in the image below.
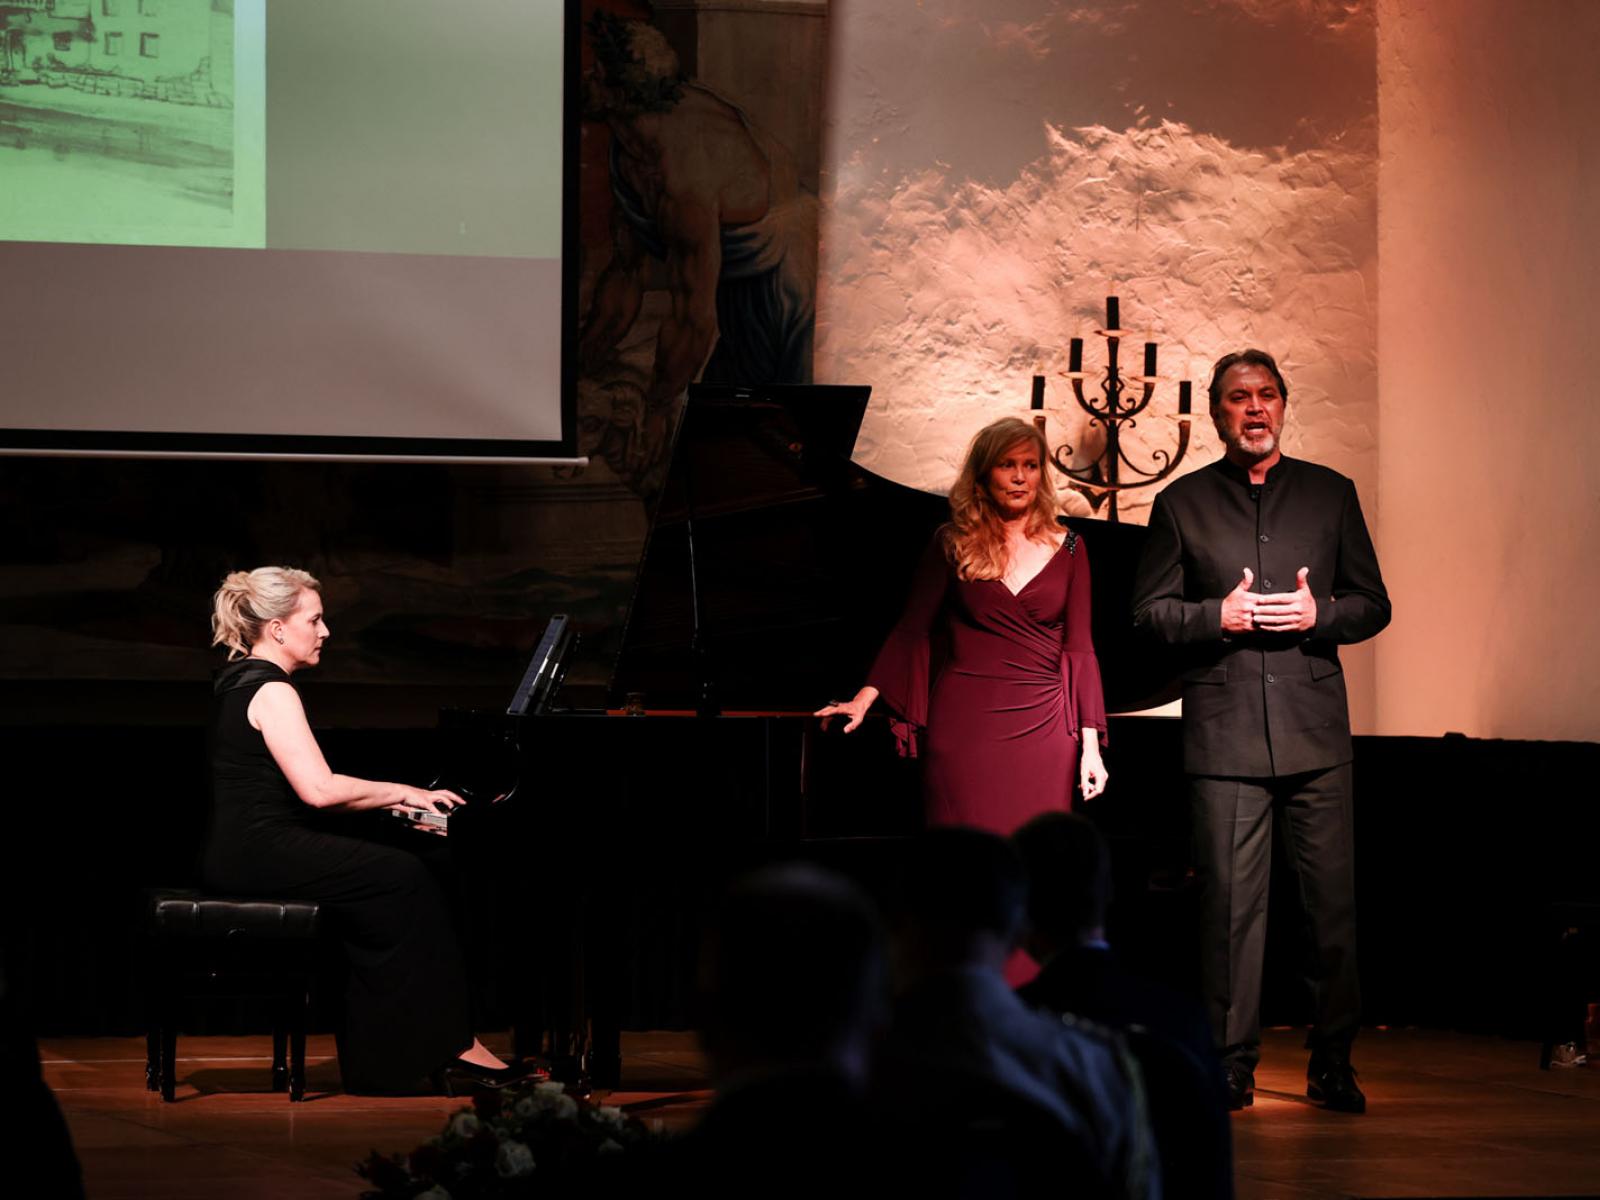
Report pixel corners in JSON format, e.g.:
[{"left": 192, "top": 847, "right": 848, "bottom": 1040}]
[{"left": 211, "top": 567, "right": 321, "bottom": 660}]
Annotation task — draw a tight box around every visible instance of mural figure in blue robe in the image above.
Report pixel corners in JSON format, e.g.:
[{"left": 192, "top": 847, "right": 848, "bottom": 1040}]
[{"left": 579, "top": 13, "right": 817, "bottom": 494}]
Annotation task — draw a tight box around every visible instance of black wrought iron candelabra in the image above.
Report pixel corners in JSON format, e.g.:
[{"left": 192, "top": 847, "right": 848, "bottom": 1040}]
[{"left": 1030, "top": 295, "right": 1193, "bottom": 523}]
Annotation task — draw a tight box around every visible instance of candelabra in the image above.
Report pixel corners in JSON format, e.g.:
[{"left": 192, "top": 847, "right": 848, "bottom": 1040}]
[{"left": 1030, "top": 295, "right": 1193, "bottom": 523}]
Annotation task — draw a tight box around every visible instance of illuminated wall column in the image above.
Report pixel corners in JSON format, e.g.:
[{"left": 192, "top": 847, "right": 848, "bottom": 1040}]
[{"left": 1375, "top": 0, "right": 1600, "bottom": 740}]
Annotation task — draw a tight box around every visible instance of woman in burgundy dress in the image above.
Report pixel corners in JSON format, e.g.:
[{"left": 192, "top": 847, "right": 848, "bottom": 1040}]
[{"left": 817, "top": 418, "right": 1108, "bottom": 832}]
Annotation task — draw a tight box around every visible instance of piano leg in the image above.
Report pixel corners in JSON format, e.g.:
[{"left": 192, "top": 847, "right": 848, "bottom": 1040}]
[{"left": 270, "top": 1023, "right": 287, "bottom": 1091}]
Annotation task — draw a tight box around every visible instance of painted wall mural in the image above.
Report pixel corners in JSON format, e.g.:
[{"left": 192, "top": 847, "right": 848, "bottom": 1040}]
[{"left": 576, "top": 3, "right": 824, "bottom": 499}]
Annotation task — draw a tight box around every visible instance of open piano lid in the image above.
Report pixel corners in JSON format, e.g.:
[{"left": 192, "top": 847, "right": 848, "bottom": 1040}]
[{"left": 607, "top": 384, "right": 946, "bottom": 713}]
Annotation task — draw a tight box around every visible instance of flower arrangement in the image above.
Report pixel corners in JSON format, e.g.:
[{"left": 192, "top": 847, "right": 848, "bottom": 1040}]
[{"left": 358, "top": 1079, "right": 660, "bottom": 1198}]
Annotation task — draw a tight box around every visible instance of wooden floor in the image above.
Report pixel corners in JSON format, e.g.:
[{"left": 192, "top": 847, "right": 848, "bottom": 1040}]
[{"left": 41, "top": 1028, "right": 1600, "bottom": 1199}]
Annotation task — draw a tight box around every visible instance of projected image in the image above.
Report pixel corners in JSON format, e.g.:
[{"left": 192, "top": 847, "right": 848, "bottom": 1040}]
[
  {"left": 0, "top": 0, "right": 263, "bottom": 248},
  {"left": 0, "top": 0, "right": 563, "bottom": 452}
]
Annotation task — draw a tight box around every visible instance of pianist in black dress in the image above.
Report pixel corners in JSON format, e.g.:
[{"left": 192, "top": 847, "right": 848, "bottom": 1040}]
[{"left": 203, "top": 565, "right": 523, "bottom": 1094}]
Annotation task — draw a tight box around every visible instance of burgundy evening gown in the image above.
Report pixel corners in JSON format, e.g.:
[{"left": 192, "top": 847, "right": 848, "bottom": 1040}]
[{"left": 867, "top": 530, "right": 1107, "bottom": 833}]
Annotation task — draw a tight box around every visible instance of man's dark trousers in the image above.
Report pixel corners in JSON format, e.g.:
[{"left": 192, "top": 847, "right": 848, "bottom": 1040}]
[
  {"left": 1131, "top": 455, "right": 1388, "bottom": 1076},
  {"left": 1192, "top": 764, "right": 1358, "bottom": 1073}
]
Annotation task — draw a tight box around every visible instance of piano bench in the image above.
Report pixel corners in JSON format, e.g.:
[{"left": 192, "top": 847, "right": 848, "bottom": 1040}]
[{"left": 144, "top": 890, "right": 324, "bottom": 1102}]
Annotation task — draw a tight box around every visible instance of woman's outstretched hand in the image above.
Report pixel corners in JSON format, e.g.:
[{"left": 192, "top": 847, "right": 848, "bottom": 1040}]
[
  {"left": 1079, "top": 731, "right": 1109, "bottom": 801},
  {"left": 814, "top": 686, "right": 878, "bottom": 734}
]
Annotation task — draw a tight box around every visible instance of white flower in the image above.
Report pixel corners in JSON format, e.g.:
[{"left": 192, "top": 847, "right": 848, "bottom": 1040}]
[
  {"left": 448, "top": 1112, "right": 481, "bottom": 1139},
  {"left": 519, "top": 1081, "right": 579, "bottom": 1118},
  {"left": 597, "top": 1138, "right": 624, "bottom": 1155},
  {"left": 495, "top": 1140, "right": 536, "bottom": 1178},
  {"left": 417, "top": 1187, "right": 452, "bottom": 1200},
  {"left": 595, "top": 1105, "right": 628, "bottom": 1129}
]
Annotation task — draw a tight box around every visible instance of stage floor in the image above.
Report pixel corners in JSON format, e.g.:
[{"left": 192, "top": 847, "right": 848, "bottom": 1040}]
[{"left": 40, "top": 1028, "right": 1600, "bottom": 1199}]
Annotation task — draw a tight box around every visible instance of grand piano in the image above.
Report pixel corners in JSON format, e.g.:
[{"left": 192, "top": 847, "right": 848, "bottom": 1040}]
[{"left": 437, "top": 384, "right": 1175, "bottom": 1086}]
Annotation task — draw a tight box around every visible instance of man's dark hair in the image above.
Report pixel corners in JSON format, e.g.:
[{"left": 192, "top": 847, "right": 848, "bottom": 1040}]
[
  {"left": 699, "top": 864, "right": 885, "bottom": 1065},
  {"left": 1012, "top": 812, "right": 1112, "bottom": 943},
  {"left": 895, "top": 827, "right": 1028, "bottom": 943},
  {"left": 1207, "top": 348, "right": 1289, "bottom": 412}
]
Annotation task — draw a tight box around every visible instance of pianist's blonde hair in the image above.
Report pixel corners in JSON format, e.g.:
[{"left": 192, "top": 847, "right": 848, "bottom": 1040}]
[
  {"left": 211, "top": 567, "right": 321, "bottom": 661},
  {"left": 945, "top": 418, "right": 1062, "bottom": 582}
]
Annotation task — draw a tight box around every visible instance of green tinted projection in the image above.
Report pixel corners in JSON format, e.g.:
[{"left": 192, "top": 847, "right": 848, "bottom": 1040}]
[
  {"left": 264, "top": 0, "right": 563, "bottom": 259},
  {"left": 0, "top": 0, "right": 265, "bottom": 249},
  {"left": 0, "top": 0, "right": 561, "bottom": 257}
]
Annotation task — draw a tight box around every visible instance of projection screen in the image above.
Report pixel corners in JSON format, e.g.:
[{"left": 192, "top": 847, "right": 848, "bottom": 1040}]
[{"left": 0, "top": 0, "right": 579, "bottom": 461}]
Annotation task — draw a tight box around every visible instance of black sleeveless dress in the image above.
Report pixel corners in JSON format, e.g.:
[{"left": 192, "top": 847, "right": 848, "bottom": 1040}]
[{"left": 202, "top": 659, "right": 473, "bottom": 1093}]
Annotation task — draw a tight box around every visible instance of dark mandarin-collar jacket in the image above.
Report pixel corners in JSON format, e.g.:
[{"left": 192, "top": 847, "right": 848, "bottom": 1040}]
[{"left": 1131, "top": 454, "right": 1391, "bottom": 777}]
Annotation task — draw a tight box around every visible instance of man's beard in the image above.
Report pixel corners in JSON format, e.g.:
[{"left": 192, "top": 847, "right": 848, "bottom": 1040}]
[
  {"left": 1221, "top": 424, "right": 1279, "bottom": 459},
  {"left": 1236, "top": 429, "right": 1277, "bottom": 456}
]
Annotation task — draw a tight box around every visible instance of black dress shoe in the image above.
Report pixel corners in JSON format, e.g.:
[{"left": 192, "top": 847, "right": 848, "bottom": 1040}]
[
  {"left": 1224, "top": 1065, "right": 1254, "bottom": 1110},
  {"left": 1307, "top": 1059, "right": 1366, "bottom": 1113}
]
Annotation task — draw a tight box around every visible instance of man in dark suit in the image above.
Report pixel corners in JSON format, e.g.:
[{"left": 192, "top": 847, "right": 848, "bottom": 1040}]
[{"left": 1131, "top": 349, "right": 1390, "bottom": 1113}]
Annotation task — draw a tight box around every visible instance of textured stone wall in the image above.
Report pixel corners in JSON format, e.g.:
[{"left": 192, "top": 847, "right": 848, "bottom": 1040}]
[
  {"left": 816, "top": 0, "right": 1382, "bottom": 725},
  {"left": 817, "top": 0, "right": 1600, "bottom": 741},
  {"left": 1377, "top": 0, "right": 1600, "bottom": 741},
  {"left": 817, "top": 0, "right": 1379, "bottom": 526}
]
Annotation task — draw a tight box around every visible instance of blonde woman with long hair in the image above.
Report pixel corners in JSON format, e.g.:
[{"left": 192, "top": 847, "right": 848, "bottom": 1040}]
[
  {"left": 817, "top": 418, "right": 1108, "bottom": 828},
  {"left": 205, "top": 567, "right": 531, "bottom": 1095}
]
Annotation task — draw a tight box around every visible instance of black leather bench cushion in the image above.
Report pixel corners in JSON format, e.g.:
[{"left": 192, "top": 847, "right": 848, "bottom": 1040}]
[{"left": 148, "top": 891, "right": 322, "bottom": 940}]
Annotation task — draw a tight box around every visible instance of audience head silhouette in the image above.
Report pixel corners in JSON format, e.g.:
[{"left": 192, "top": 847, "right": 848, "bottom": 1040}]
[
  {"left": 893, "top": 827, "right": 1028, "bottom": 977},
  {"left": 1012, "top": 812, "right": 1113, "bottom": 958},
  {"left": 698, "top": 863, "right": 886, "bottom": 1086}
]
